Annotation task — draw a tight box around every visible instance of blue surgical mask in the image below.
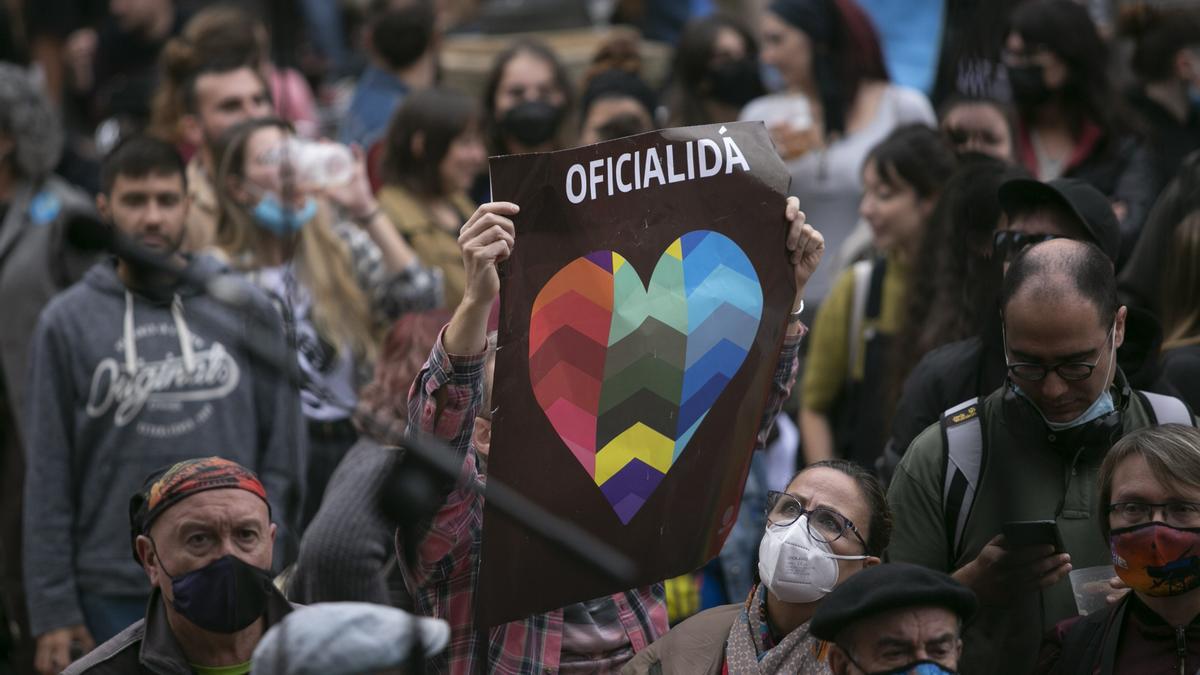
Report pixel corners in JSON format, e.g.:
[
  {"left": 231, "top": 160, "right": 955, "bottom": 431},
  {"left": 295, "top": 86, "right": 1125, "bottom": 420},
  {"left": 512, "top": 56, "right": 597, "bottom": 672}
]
[
  {"left": 760, "top": 63, "right": 786, "bottom": 94},
  {"left": 1005, "top": 323, "right": 1117, "bottom": 431},
  {"left": 851, "top": 657, "right": 958, "bottom": 675},
  {"left": 252, "top": 194, "right": 317, "bottom": 236},
  {"left": 1012, "top": 383, "right": 1116, "bottom": 431}
]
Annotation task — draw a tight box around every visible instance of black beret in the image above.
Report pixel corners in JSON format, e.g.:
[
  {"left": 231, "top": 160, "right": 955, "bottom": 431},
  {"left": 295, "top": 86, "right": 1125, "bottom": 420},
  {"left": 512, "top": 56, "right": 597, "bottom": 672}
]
[{"left": 810, "top": 563, "right": 978, "bottom": 642}]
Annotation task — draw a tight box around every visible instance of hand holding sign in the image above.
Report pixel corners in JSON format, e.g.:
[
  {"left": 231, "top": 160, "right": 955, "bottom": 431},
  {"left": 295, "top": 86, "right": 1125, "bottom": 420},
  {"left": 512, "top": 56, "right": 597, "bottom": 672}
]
[
  {"left": 445, "top": 202, "right": 518, "bottom": 355},
  {"left": 459, "top": 201, "right": 518, "bottom": 307},
  {"left": 785, "top": 196, "right": 825, "bottom": 307}
]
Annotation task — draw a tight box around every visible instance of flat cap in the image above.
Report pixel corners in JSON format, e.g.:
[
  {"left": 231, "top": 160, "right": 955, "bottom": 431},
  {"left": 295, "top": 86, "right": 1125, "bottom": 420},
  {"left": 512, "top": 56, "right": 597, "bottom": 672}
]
[{"left": 810, "top": 563, "right": 977, "bottom": 641}]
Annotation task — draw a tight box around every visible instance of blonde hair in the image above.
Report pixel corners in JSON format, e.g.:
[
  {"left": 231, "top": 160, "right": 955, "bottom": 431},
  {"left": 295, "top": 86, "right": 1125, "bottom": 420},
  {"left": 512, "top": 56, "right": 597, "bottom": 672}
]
[
  {"left": 1162, "top": 211, "right": 1200, "bottom": 351},
  {"left": 214, "top": 118, "right": 377, "bottom": 362}
]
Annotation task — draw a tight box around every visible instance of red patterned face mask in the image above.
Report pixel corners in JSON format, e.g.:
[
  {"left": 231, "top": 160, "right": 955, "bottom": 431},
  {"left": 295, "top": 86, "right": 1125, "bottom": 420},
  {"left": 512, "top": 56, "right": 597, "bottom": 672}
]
[{"left": 1110, "top": 523, "right": 1200, "bottom": 597}]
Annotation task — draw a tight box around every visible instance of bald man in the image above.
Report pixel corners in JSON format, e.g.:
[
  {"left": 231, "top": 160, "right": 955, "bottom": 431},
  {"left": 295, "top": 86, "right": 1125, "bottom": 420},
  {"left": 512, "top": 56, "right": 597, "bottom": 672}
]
[{"left": 886, "top": 239, "right": 1198, "bottom": 675}]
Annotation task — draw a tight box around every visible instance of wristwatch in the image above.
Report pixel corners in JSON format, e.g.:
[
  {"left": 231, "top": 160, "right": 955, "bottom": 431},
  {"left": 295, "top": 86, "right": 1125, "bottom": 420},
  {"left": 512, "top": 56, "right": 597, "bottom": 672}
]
[{"left": 788, "top": 300, "right": 805, "bottom": 324}]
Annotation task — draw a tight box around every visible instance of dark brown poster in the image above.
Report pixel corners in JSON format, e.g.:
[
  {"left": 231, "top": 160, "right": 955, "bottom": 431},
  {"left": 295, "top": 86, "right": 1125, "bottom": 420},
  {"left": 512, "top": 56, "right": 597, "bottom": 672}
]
[{"left": 480, "top": 122, "right": 793, "bottom": 627}]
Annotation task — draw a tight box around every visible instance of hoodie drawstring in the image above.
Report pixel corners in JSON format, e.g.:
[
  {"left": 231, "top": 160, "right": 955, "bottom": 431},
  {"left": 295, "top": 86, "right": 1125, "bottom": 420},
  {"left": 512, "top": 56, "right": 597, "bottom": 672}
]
[
  {"left": 171, "top": 294, "right": 197, "bottom": 374},
  {"left": 122, "top": 291, "right": 197, "bottom": 374},
  {"left": 123, "top": 291, "right": 138, "bottom": 374}
]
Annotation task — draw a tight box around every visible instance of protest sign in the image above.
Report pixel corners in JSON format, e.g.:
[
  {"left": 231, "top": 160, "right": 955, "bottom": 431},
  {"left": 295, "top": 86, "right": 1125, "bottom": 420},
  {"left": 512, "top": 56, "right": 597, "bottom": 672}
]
[{"left": 480, "top": 122, "right": 793, "bottom": 626}]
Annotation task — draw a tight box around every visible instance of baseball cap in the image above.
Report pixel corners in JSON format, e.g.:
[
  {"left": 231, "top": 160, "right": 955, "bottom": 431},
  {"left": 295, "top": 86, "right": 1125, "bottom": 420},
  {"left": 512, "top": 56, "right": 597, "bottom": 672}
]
[{"left": 998, "top": 177, "right": 1120, "bottom": 263}]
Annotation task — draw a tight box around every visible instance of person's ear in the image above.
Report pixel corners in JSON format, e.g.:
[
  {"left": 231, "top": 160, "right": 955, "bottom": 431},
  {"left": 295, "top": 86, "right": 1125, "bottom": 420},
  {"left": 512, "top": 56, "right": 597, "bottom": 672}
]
[
  {"left": 136, "top": 535, "right": 158, "bottom": 581},
  {"left": 227, "top": 175, "right": 253, "bottom": 207},
  {"left": 96, "top": 192, "right": 111, "bottom": 221},
  {"left": 1174, "top": 48, "right": 1196, "bottom": 83},
  {"left": 410, "top": 131, "right": 426, "bottom": 159},
  {"left": 827, "top": 644, "right": 854, "bottom": 675},
  {"left": 1114, "top": 305, "right": 1128, "bottom": 350},
  {"left": 267, "top": 522, "right": 277, "bottom": 567},
  {"left": 955, "top": 637, "right": 964, "bottom": 658},
  {"left": 918, "top": 194, "right": 938, "bottom": 221},
  {"left": 181, "top": 114, "right": 203, "bottom": 150},
  {"left": 863, "top": 555, "right": 881, "bottom": 568}
]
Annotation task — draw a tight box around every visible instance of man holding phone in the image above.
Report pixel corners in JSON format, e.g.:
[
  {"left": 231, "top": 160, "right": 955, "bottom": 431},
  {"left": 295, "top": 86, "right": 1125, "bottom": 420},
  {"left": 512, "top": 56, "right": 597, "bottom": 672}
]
[{"left": 887, "top": 237, "right": 1198, "bottom": 675}]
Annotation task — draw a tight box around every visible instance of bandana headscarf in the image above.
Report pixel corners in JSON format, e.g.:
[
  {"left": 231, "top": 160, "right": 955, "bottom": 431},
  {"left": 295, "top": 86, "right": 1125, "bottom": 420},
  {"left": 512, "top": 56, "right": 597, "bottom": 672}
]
[{"left": 129, "top": 457, "right": 269, "bottom": 562}]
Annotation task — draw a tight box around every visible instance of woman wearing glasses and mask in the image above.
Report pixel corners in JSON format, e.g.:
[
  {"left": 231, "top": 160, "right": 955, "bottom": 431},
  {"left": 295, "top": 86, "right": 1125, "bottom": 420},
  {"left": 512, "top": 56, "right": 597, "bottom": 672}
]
[
  {"left": 625, "top": 460, "right": 891, "bottom": 674},
  {"left": 1036, "top": 425, "right": 1200, "bottom": 674}
]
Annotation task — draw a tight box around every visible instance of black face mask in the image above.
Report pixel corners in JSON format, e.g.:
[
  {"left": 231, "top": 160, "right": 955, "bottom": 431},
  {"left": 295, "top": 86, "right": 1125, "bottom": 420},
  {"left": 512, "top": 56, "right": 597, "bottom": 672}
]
[
  {"left": 707, "top": 58, "right": 765, "bottom": 108},
  {"left": 499, "top": 101, "right": 565, "bottom": 148},
  {"left": 159, "top": 551, "right": 273, "bottom": 634},
  {"left": 1008, "top": 63, "right": 1052, "bottom": 108}
]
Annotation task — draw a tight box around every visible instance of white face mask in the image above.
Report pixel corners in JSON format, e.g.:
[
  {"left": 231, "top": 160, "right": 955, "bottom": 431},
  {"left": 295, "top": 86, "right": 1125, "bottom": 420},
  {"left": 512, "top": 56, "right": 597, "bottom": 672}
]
[{"left": 757, "top": 514, "right": 868, "bottom": 603}]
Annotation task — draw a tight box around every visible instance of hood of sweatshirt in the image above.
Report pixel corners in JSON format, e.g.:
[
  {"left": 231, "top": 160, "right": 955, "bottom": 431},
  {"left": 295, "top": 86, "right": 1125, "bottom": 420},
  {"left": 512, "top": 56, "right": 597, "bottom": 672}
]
[{"left": 81, "top": 255, "right": 231, "bottom": 377}]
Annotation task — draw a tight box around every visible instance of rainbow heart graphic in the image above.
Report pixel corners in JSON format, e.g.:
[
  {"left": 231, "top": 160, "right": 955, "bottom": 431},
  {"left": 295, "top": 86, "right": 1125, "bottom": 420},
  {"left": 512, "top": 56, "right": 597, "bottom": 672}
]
[{"left": 528, "top": 230, "right": 763, "bottom": 524}]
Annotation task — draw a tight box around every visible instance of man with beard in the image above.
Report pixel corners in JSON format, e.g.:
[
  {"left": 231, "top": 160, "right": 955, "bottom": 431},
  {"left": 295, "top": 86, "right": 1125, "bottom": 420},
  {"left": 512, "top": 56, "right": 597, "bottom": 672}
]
[
  {"left": 177, "top": 61, "right": 274, "bottom": 251},
  {"left": 22, "top": 136, "right": 303, "bottom": 675}
]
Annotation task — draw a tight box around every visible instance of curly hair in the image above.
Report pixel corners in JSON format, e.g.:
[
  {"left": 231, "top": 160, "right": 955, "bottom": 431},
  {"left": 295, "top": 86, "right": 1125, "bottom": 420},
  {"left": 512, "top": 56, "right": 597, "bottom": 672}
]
[
  {"left": 354, "top": 309, "right": 453, "bottom": 442},
  {"left": 0, "top": 63, "right": 63, "bottom": 178},
  {"left": 896, "top": 156, "right": 1027, "bottom": 368}
]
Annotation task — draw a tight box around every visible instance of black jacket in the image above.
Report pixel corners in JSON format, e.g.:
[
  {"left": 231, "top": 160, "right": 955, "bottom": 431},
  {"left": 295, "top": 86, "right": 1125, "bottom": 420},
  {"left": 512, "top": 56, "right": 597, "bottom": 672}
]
[
  {"left": 1127, "top": 90, "right": 1200, "bottom": 201},
  {"left": 1119, "top": 150, "right": 1200, "bottom": 317},
  {"left": 1036, "top": 593, "right": 1200, "bottom": 675},
  {"left": 63, "top": 586, "right": 294, "bottom": 674}
]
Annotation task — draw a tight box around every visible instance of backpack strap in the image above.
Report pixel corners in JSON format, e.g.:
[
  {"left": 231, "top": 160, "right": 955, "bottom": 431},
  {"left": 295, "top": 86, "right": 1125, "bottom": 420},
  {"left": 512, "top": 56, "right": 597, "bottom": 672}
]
[
  {"left": 847, "top": 259, "right": 887, "bottom": 380},
  {"left": 1136, "top": 390, "right": 1196, "bottom": 426},
  {"left": 847, "top": 260, "right": 873, "bottom": 382},
  {"left": 864, "top": 257, "right": 887, "bottom": 322},
  {"left": 941, "top": 397, "right": 983, "bottom": 564}
]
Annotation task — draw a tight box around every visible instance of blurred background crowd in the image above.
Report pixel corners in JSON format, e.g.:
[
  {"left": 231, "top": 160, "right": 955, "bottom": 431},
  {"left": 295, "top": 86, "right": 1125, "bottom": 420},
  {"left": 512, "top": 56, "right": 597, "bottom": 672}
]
[{"left": 3, "top": 0, "right": 1200, "bottom": 672}]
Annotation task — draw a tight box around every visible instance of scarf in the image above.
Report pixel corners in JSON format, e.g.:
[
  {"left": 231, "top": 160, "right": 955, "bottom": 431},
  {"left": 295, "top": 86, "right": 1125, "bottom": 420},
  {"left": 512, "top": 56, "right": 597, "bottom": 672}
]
[{"left": 724, "top": 584, "right": 831, "bottom": 674}]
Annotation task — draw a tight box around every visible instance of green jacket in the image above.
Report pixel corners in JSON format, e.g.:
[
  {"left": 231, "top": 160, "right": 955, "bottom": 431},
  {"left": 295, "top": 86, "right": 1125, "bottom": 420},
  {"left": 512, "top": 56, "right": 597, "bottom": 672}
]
[{"left": 887, "top": 372, "right": 1196, "bottom": 675}]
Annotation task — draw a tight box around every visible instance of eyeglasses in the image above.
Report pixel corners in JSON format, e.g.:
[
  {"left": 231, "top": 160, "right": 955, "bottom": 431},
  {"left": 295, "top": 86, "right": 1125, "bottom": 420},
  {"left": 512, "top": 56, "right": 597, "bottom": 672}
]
[
  {"left": 993, "top": 230, "right": 1058, "bottom": 262},
  {"left": 765, "top": 491, "right": 868, "bottom": 550},
  {"left": 1003, "top": 325, "right": 1113, "bottom": 382},
  {"left": 1109, "top": 502, "right": 1200, "bottom": 529}
]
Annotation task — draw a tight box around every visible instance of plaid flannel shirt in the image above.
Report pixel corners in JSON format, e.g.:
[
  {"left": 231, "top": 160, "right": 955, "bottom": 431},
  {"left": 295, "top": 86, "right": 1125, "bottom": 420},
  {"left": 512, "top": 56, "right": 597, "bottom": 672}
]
[{"left": 403, "top": 325, "right": 806, "bottom": 675}]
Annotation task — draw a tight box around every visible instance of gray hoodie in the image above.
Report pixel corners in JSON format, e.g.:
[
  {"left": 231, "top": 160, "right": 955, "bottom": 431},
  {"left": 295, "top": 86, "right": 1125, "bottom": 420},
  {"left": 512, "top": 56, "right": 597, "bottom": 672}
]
[{"left": 22, "top": 256, "right": 305, "bottom": 636}]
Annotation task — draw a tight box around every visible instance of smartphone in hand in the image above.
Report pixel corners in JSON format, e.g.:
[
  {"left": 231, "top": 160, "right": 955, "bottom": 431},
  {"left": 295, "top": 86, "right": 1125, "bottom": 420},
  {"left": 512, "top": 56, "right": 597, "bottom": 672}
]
[{"left": 1003, "top": 519, "right": 1065, "bottom": 552}]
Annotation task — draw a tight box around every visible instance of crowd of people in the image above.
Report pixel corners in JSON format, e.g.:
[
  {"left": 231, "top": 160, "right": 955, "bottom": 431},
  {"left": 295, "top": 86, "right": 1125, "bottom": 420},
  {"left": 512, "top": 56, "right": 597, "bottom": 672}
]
[{"left": 2, "top": 0, "right": 1200, "bottom": 673}]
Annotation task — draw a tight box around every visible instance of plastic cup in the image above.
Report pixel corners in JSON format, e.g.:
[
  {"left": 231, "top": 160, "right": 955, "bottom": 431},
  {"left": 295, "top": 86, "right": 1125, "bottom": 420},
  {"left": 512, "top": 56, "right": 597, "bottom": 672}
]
[{"left": 1069, "top": 565, "right": 1117, "bottom": 616}]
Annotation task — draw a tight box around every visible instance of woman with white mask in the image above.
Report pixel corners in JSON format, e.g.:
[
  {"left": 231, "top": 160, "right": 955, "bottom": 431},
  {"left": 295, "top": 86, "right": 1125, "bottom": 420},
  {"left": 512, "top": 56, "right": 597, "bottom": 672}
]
[{"left": 625, "top": 459, "right": 891, "bottom": 674}]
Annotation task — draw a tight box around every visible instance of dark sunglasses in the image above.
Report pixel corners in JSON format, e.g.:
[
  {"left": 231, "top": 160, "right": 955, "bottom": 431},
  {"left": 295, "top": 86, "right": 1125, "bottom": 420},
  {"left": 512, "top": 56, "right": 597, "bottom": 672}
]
[{"left": 993, "top": 230, "right": 1058, "bottom": 262}]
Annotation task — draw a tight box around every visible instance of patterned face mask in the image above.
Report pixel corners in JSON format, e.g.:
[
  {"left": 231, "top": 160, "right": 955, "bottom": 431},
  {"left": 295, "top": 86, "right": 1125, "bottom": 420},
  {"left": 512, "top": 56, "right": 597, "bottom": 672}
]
[{"left": 1110, "top": 522, "right": 1200, "bottom": 597}]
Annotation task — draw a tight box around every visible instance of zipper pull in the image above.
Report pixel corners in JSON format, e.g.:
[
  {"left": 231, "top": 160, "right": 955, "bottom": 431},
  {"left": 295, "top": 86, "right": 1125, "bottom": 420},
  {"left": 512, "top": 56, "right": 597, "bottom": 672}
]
[{"left": 1176, "top": 624, "right": 1186, "bottom": 675}]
